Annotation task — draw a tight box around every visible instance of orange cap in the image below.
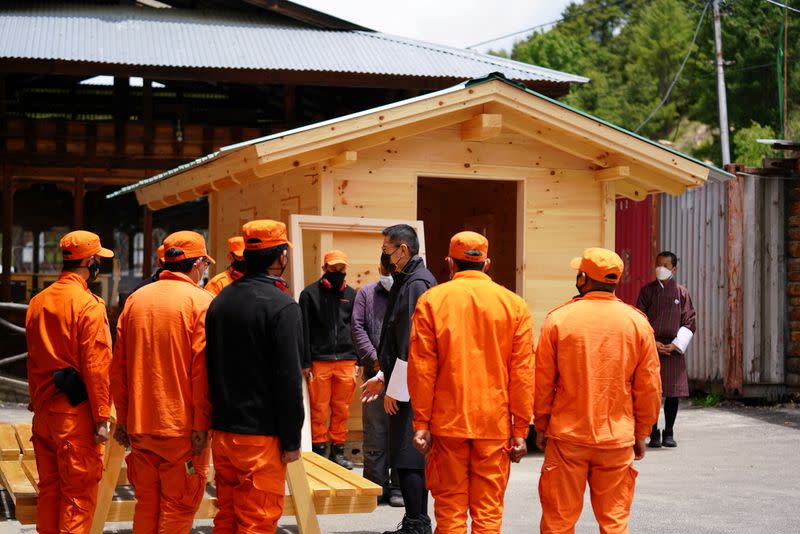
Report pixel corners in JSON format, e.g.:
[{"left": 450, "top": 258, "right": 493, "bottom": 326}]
[
  {"left": 227, "top": 236, "right": 245, "bottom": 258},
  {"left": 59, "top": 230, "right": 114, "bottom": 260},
  {"left": 156, "top": 244, "right": 165, "bottom": 262},
  {"left": 162, "top": 231, "right": 215, "bottom": 264},
  {"left": 323, "top": 249, "right": 348, "bottom": 267},
  {"left": 570, "top": 247, "right": 624, "bottom": 284},
  {"left": 448, "top": 231, "right": 488, "bottom": 262},
  {"left": 242, "top": 220, "right": 293, "bottom": 250}
]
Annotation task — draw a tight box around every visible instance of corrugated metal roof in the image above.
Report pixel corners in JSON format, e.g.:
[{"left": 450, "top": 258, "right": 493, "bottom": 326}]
[{"left": 0, "top": 4, "right": 588, "bottom": 84}]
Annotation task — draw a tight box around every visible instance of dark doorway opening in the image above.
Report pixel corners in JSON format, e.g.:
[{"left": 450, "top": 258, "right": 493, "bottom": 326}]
[{"left": 417, "top": 177, "right": 518, "bottom": 291}]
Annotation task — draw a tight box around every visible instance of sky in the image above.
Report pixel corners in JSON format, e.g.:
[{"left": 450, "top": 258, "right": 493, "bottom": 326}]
[{"left": 293, "top": 0, "right": 581, "bottom": 54}]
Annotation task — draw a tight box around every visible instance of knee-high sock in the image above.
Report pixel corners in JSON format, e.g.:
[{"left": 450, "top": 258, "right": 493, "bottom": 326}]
[
  {"left": 397, "top": 468, "right": 429, "bottom": 520},
  {"left": 664, "top": 397, "right": 679, "bottom": 434}
]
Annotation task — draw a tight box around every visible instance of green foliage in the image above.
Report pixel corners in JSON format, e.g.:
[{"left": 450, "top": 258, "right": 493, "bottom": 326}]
[
  {"left": 691, "top": 392, "right": 723, "bottom": 407},
  {"left": 508, "top": 0, "right": 800, "bottom": 166},
  {"left": 732, "top": 121, "right": 778, "bottom": 166}
]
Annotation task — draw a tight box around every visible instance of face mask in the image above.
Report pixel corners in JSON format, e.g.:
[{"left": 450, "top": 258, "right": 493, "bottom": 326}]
[
  {"left": 87, "top": 261, "right": 100, "bottom": 284},
  {"left": 322, "top": 271, "right": 346, "bottom": 290},
  {"left": 655, "top": 266, "right": 673, "bottom": 281},
  {"left": 381, "top": 247, "right": 401, "bottom": 274},
  {"left": 231, "top": 259, "right": 247, "bottom": 273},
  {"left": 379, "top": 274, "right": 394, "bottom": 291},
  {"left": 575, "top": 273, "right": 587, "bottom": 296}
]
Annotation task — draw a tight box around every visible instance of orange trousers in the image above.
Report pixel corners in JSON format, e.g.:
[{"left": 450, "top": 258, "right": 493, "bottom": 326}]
[
  {"left": 538, "top": 439, "right": 638, "bottom": 534},
  {"left": 308, "top": 360, "right": 357, "bottom": 443},
  {"left": 212, "top": 431, "right": 286, "bottom": 534},
  {"left": 127, "top": 434, "right": 210, "bottom": 534},
  {"left": 32, "top": 396, "right": 104, "bottom": 534},
  {"left": 425, "top": 436, "right": 510, "bottom": 534}
]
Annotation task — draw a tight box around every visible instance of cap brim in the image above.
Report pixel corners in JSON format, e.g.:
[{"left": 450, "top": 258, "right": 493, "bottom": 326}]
[
  {"left": 569, "top": 257, "right": 582, "bottom": 270},
  {"left": 326, "top": 259, "right": 348, "bottom": 266},
  {"left": 97, "top": 247, "right": 114, "bottom": 258},
  {"left": 206, "top": 255, "right": 216, "bottom": 265}
]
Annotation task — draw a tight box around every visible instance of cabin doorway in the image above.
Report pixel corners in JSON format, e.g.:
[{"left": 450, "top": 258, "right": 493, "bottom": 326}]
[{"left": 417, "top": 177, "right": 520, "bottom": 292}]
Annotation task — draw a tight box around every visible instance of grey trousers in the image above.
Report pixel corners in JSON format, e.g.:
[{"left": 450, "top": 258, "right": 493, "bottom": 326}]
[{"left": 362, "top": 389, "right": 399, "bottom": 494}]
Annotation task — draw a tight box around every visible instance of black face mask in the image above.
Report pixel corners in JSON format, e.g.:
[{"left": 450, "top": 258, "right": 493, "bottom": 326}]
[
  {"left": 231, "top": 259, "right": 247, "bottom": 273},
  {"left": 381, "top": 248, "right": 400, "bottom": 274},
  {"left": 87, "top": 261, "right": 100, "bottom": 284},
  {"left": 322, "top": 271, "right": 346, "bottom": 290}
]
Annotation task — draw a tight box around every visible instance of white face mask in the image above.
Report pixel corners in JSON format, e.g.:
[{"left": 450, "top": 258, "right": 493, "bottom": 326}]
[
  {"left": 379, "top": 274, "right": 394, "bottom": 291},
  {"left": 655, "top": 266, "right": 673, "bottom": 281}
]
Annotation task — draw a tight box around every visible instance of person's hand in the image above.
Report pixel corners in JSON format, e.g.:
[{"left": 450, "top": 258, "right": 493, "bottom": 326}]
[
  {"left": 413, "top": 430, "right": 432, "bottom": 455},
  {"left": 535, "top": 430, "right": 548, "bottom": 452},
  {"left": 664, "top": 343, "right": 678, "bottom": 354},
  {"left": 282, "top": 449, "right": 302, "bottom": 464},
  {"left": 361, "top": 375, "right": 385, "bottom": 403},
  {"left": 94, "top": 421, "right": 110, "bottom": 444},
  {"left": 302, "top": 368, "right": 313, "bottom": 381},
  {"left": 384, "top": 394, "right": 399, "bottom": 415},
  {"left": 113, "top": 424, "right": 130, "bottom": 447},
  {"left": 510, "top": 437, "right": 527, "bottom": 463},
  {"left": 633, "top": 438, "right": 647, "bottom": 460},
  {"left": 191, "top": 430, "right": 209, "bottom": 456},
  {"left": 372, "top": 359, "right": 381, "bottom": 374},
  {"left": 355, "top": 365, "right": 363, "bottom": 379}
]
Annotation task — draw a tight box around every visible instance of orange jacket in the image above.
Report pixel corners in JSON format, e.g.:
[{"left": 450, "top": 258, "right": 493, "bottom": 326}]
[
  {"left": 205, "top": 270, "right": 237, "bottom": 296},
  {"left": 534, "top": 292, "right": 661, "bottom": 448},
  {"left": 112, "top": 270, "right": 213, "bottom": 436},
  {"left": 25, "top": 272, "right": 112, "bottom": 423},
  {"left": 408, "top": 270, "right": 534, "bottom": 440}
]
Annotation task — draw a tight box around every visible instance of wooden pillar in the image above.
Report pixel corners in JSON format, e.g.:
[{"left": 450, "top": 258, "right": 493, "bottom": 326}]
[
  {"left": 143, "top": 79, "right": 154, "bottom": 156},
  {"left": 1, "top": 167, "right": 12, "bottom": 301},
  {"left": 142, "top": 206, "right": 153, "bottom": 278},
  {"left": 725, "top": 172, "right": 744, "bottom": 396},
  {"left": 73, "top": 169, "right": 85, "bottom": 229},
  {"left": 32, "top": 230, "right": 41, "bottom": 292}
]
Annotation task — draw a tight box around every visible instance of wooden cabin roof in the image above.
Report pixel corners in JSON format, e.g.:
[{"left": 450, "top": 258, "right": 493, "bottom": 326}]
[{"left": 111, "top": 73, "right": 733, "bottom": 210}]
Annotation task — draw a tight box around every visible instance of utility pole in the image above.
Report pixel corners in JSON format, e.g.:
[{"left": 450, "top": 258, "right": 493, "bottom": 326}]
[
  {"left": 784, "top": 2, "right": 790, "bottom": 139},
  {"left": 712, "top": 0, "right": 731, "bottom": 165}
]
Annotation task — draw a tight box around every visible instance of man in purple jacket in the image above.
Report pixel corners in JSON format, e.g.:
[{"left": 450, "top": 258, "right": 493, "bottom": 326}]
[{"left": 352, "top": 265, "right": 403, "bottom": 507}]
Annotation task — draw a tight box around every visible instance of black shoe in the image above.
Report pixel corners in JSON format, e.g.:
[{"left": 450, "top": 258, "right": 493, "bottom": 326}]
[
  {"left": 388, "top": 488, "right": 404, "bottom": 507},
  {"left": 648, "top": 429, "right": 662, "bottom": 448},
  {"left": 312, "top": 442, "right": 327, "bottom": 457},
  {"left": 329, "top": 444, "right": 353, "bottom": 469},
  {"left": 662, "top": 432, "right": 677, "bottom": 448},
  {"left": 382, "top": 516, "right": 432, "bottom": 534}
]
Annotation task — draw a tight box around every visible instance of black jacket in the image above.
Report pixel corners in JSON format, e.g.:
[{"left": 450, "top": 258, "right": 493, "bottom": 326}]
[
  {"left": 377, "top": 256, "right": 437, "bottom": 385},
  {"left": 299, "top": 280, "right": 357, "bottom": 368},
  {"left": 205, "top": 273, "right": 304, "bottom": 451}
]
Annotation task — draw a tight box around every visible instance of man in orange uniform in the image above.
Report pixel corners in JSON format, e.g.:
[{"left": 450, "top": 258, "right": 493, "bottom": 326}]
[
  {"left": 534, "top": 248, "right": 662, "bottom": 534},
  {"left": 205, "top": 236, "right": 246, "bottom": 295},
  {"left": 408, "top": 231, "right": 534, "bottom": 534},
  {"left": 205, "top": 220, "right": 305, "bottom": 534},
  {"left": 25, "top": 230, "right": 114, "bottom": 534},
  {"left": 299, "top": 249, "right": 357, "bottom": 468},
  {"left": 112, "top": 231, "right": 215, "bottom": 533}
]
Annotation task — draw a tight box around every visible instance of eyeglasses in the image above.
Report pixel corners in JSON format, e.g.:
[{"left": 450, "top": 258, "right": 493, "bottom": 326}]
[{"left": 381, "top": 245, "right": 402, "bottom": 254}]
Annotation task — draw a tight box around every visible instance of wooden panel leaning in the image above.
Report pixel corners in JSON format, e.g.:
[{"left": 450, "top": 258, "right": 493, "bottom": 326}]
[{"left": 0, "top": 420, "right": 382, "bottom": 533}]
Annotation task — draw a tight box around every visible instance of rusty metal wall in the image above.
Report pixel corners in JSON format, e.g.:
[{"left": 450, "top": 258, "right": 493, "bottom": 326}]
[
  {"left": 615, "top": 196, "right": 654, "bottom": 306},
  {"left": 660, "top": 184, "right": 727, "bottom": 383},
  {"left": 660, "top": 176, "right": 787, "bottom": 388}
]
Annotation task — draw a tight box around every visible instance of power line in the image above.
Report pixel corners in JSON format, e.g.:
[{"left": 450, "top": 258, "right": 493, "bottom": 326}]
[
  {"left": 765, "top": 0, "right": 800, "bottom": 14},
  {"left": 466, "top": 0, "right": 628, "bottom": 49},
  {"left": 635, "top": 1, "right": 711, "bottom": 132}
]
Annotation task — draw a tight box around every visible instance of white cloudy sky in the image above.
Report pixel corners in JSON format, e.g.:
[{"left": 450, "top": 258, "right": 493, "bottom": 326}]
[{"left": 294, "top": 0, "right": 581, "bottom": 53}]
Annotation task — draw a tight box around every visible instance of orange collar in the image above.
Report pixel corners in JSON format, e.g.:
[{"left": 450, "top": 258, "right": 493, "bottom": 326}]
[
  {"left": 58, "top": 271, "right": 88, "bottom": 290},
  {"left": 578, "top": 291, "right": 620, "bottom": 301},
  {"left": 158, "top": 270, "right": 198, "bottom": 286},
  {"left": 452, "top": 270, "right": 490, "bottom": 282}
]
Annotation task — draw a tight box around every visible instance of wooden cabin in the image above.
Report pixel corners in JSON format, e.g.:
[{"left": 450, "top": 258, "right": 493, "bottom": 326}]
[{"left": 115, "top": 73, "right": 731, "bottom": 446}]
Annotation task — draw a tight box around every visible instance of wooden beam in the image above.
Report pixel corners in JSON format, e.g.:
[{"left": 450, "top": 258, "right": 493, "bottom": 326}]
[
  {"left": 461, "top": 113, "right": 502, "bottom": 142},
  {"left": 143, "top": 79, "right": 154, "bottom": 156},
  {"left": 594, "top": 166, "right": 630, "bottom": 182},
  {"left": 328, "top": 151, "right": 357, "bottom": 169},
  {"left": 614, "top": 180, "right": 648, "bottom": 202},
  {"left": 286, "top": 458, "right": 321, "bottom": 534},
  {"left": 1, "top": 167, "right": 12, "bottom": 301},
  {"left": 73, "top": 169, "right": 85, "bottom": 229},
  {"left": 600, "top": 181, "right": 615, "bottom": 249},
  {"left": 725, "top": 174, "right": 744, "bottom": 396},
  {"left": 142, "top": 207, "right": 153, "bottom": 278}
]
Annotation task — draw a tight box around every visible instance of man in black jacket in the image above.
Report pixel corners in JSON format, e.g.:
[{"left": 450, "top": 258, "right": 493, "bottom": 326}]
[
  {"left": 205, "top": 219, "right": 304, "bottom": 534},
  {"left": 362, "top": 224, "right": 437, "bottom": 534},
  {"left": 299, "top": 249, "right": 357, "bottom": 469}
]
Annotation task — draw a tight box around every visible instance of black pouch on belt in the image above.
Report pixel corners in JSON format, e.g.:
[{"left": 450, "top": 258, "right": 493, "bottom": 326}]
[{"left": 53, "top": 367, "right": 89, "bottom": 406}]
